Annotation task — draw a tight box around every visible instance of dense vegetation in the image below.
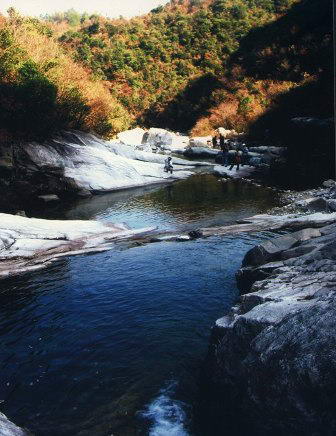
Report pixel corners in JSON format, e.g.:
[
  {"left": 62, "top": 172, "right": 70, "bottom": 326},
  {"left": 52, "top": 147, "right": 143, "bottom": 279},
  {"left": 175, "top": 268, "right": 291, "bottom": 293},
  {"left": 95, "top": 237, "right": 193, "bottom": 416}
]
[
  {"left": 0, "top": 8, "right": 131, "bottom": 141},
  {"left": 51, "top": 0, "right": 301, "bottom": 132},
  {"left": 191, "top": 0, "right": 333, "bottom": 135},
  {"left": 0, "top": 0, "right": 333, "bottom": 161}
]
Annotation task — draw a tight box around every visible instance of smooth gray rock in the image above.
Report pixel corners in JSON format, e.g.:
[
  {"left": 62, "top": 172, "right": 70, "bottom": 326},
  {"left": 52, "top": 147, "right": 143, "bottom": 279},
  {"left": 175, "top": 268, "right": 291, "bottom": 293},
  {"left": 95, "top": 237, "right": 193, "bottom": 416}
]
[
  {"left": 323, "top": 179, "right": 336, "bottom": 188},
  {"left": 249, "top": 146, "right": 286, "bottom": 155},
  {"left": 150, "top": 234, "right": 190, "bottom": 242},
  {"left": 242, "top": 228, "right": 321, "bottom": 267},
  {"left": 6, "top": 131, "right": 194, "bottom": 201},
  {"left": 183, "top": 147, "right": 218, "bottom": 159},
  {"left": 295, "top": 196, "right": 328, "bottom": 212},
  {"left": 236, "top": 261, "right": 284, "bottom": 293},
  {"left": 320, "top": 222, "right": 336, "bottom": 235},
  {"left": 37, "top": 194, "right": 60, "bottom": 202},
  {"left": 0, "top": 213, "right": 156, "bottom": 279},
  {"left": 280, "top": 243, "right": 319, "bottom": 260}
]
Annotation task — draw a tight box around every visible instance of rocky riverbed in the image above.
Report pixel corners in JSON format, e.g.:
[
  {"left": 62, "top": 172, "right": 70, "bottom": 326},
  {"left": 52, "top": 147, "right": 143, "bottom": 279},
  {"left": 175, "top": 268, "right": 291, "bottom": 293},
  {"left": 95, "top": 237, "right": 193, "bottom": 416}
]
[
  {"left": 0, "top": 213, "right": 155, "bottom": 279},
  {"left": 0, "top": 127, "right": 282, "bottom": 214},
  {"left": 200, "top": 181, "right": 336, "bottom": 435}
]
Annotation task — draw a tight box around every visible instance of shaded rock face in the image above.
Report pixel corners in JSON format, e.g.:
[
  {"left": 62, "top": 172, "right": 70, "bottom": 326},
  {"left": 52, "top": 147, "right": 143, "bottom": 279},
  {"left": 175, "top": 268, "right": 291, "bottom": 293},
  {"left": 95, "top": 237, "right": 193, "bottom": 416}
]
[
  {"left": 201, "top": 223, "right": 336, "bottom": 436},
  {"left": 242, "top": 228, "right": 322, "bottom": 268}
]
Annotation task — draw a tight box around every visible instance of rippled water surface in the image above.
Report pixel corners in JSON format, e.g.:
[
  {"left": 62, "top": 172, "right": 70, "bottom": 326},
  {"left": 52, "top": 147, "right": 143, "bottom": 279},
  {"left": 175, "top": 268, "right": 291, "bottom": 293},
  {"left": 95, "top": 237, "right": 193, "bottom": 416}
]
[{"left": 0, "top": 175, "right": 278, "bottom": 435}]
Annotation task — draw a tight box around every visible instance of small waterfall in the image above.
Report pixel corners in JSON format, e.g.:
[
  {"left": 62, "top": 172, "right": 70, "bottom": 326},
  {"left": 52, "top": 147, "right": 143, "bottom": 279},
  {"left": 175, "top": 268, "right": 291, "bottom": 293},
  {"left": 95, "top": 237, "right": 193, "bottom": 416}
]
[{"left": 141, "top": 382, "right": 189, "bottom": 436}]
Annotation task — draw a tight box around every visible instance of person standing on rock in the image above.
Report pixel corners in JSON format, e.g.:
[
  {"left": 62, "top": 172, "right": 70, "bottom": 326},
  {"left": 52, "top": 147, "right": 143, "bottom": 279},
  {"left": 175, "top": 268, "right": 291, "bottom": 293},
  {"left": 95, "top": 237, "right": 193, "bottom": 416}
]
[
  {"left": 164, "top": 156, "right": 173, "bottom": 174},
  {"left": 229, "top": 151, "right": 241, "bottom": 171},
  {"left": 220, "top": 141, "right": 230, "bottom": 167},
  {"left": 219, "top": 134, "right": 225, "bottom": 149},
  {"left": 212, "top": 135, "right": 218, "bottom": 148},
  {"left": 241, "top": 144, "right": 249, "bottom": 166}
]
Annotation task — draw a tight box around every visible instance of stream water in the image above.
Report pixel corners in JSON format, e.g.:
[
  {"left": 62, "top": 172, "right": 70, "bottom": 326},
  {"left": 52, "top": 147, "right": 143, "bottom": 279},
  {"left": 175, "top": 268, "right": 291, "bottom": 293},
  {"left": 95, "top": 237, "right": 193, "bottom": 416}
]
[{"left": 0, "top": 175, "right": 278, "bottom": 435}]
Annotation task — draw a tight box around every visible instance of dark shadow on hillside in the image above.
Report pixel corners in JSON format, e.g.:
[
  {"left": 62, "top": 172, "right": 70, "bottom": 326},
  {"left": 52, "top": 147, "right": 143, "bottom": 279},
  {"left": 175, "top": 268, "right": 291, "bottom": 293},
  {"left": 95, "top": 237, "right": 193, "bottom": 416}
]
[
  {"left": 250, "top": 71, "right": 334, "bottom": 139},
  {"left": 228, "top": 0, "right": 334, "bottom": 188},
  {"left": 249, "top": 75, "right": 335, "bottom": 188},
  {"left": 229, "top": 0, "right": 333, "bottom": 83},
  {"left": 139, "top": 73, "right": 224, "bottom": 132}
]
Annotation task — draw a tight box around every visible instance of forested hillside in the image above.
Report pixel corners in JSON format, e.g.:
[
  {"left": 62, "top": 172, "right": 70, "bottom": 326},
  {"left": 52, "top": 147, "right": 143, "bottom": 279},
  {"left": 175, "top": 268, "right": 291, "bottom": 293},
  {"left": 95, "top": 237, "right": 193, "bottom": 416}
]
[
  {"left": 0, "top": 0, "right": 333, "bottom": 141},
  {"left": 0, "top": 8, "right": 131, "bottom": 141}
]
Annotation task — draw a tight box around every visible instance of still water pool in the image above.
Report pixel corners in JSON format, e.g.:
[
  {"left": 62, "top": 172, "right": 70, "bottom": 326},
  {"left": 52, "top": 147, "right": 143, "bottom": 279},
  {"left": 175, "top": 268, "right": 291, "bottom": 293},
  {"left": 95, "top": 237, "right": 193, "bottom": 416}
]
[{"left": 0, "top": 175, "right": 278, "bottom": 435}]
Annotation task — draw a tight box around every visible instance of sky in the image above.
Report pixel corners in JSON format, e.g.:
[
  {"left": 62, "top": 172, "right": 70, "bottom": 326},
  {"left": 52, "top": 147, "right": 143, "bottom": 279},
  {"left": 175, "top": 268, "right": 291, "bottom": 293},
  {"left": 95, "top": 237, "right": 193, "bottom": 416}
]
[{"left": 0, "top": 0, "right": 168, "bottom": 18}]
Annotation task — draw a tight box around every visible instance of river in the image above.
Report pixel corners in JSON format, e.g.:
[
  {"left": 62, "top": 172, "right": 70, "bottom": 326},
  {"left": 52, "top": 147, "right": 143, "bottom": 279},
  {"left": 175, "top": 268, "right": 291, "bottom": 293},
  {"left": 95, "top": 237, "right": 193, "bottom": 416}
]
[{"left": 0, "top": 174, "right": 278, "bottom": 435}]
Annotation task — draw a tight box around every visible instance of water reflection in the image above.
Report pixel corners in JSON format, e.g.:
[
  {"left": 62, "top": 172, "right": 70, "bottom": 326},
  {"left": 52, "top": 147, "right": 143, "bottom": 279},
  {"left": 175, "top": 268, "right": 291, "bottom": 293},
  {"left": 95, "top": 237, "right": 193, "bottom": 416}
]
[{"left": 29, "top": 175, "right": 278, "bottom": 231}]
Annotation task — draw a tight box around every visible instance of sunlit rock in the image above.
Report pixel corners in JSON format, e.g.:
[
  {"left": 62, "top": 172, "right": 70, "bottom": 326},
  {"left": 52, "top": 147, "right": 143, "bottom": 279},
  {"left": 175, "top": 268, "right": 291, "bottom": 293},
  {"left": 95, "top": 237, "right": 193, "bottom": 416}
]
[
  {"left": 0, "top": 213, "right": 156, "bottom": 278},
  {"left": 117, "top": 127, "right": 146, "bottom": 146},
  {"left": 21, "top": 131, "right": 194, "bottom": 193},
  {"left": 189, "top": 136, "right": 212, "bottom": 148},
  {"left": 144, "top": 128, "right": 189, "bottom": 152}
]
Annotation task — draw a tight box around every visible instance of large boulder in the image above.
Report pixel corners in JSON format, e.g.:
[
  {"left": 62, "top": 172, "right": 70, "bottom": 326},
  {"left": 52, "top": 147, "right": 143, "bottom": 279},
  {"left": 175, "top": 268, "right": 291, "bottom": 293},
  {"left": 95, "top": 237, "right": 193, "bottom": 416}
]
[
  {"left": 242, "top": 228, "right": 321, "bottom": 267},
  {"left": 142, "top": 128, "right": 189, "bottom": 152},
  {"left": 249, "top": 146, "right": 286, "bottom": 155},
  {"left": 216, "top": 127, "right": 244, "bottom": 139},
  {"left": 117, "top": 127, "right": 146, "bottom": 146},
  {"left": 295, "top": 197, "right": 328, "bottom": 212},
  {"left": 144, "top": 128, "right": 174, "bottom": 147},
  {"left": 323, "top": 179, "right": 336, "bottom": 188},
  {"left": 184, "top": 147, "right": 218, "bottom": 159},
  {"left": 189, "top": 136, "right": 212, "bottom": 148}
]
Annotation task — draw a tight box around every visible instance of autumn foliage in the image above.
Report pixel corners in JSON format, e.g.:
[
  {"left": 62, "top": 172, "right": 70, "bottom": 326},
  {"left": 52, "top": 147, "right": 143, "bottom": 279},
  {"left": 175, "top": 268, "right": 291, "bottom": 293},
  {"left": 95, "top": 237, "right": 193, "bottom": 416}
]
[{"left": 0, "top": 0, "right": 332, "bottom": 141}]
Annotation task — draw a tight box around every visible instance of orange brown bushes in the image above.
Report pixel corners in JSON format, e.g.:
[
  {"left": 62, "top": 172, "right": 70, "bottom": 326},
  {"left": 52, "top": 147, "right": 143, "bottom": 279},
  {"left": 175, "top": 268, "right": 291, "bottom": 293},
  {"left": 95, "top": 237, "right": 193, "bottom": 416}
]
[
  {"left": 0, "top": 15, "right": 132, "bottom": 138},
  {"left": 190, "top": 79, "right": 297, "bottom": 136}
]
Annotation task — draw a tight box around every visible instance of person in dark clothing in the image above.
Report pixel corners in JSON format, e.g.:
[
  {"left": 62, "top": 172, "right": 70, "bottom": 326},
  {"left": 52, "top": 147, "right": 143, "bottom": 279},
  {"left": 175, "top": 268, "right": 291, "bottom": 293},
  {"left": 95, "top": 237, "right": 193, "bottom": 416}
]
[
  {"left": 229, "top": 151, "right": 241, "bottom": 171},
  {"left": 221, "top": 143, "right": 230, "bottom": 166},
  {"left": 212, "top": 135, "right": 218, "bottom": 148},
  {"left": 241, "top": 144, "right": 249, "bottom": 166},
  {"left": 218, "top": 134, "right": 228, "bottom": 166},
  {"left": 219, "top": 134, "right": 225, "bottom": 149},
  {"left": 164, "top": 156, "right": 173, "bottom": 174}
]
